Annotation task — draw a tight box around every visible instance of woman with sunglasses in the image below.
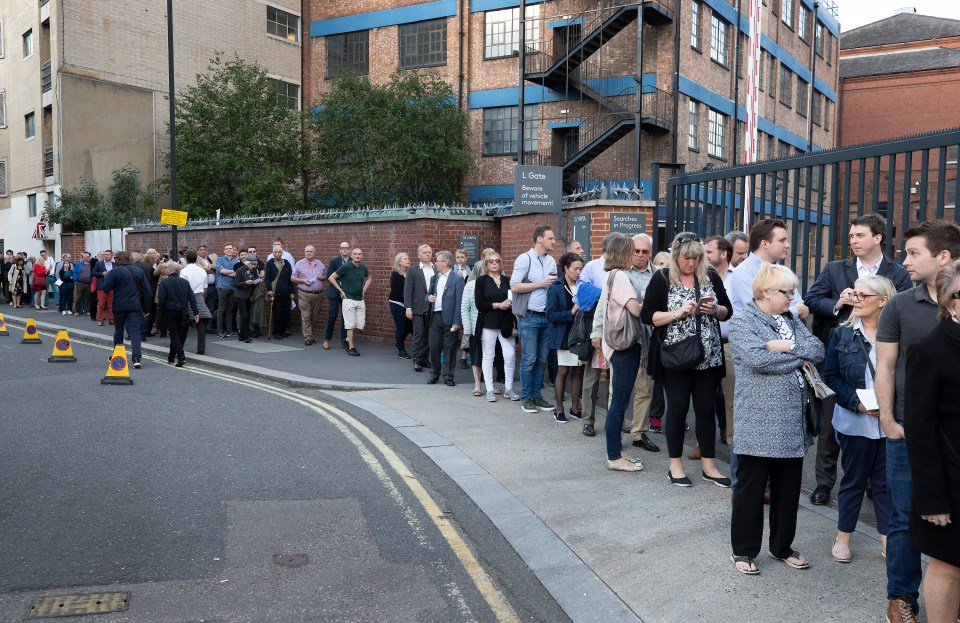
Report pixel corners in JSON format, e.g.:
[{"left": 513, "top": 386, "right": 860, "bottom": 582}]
[
  {"left": 641, "top": 232, "right": 731, "bottom": 486},
  {"left": 904, "top": 260, "right": 960, "bottom": 623},
  {"left": 727, "top": 263, "right": 824, "bottom": 575},
  {"left": 823, "top": 275, "right": 896, "bottom": 563},
  {"left": 474, "top": 252, "right": 518, "bottom": 401}
]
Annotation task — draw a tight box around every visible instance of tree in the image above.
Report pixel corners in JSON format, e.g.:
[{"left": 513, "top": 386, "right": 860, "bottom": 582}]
[
  {"left": 165, "top": 54, "right": 304, "bottom": 217},
  {"left": 107, "top": 164, "right": 151, "bottom": 224},
  {"left": 43, "top": 178, "right": 108, "bottom": 233},
  {"left": 312, "top": 71, "right": 472, "bottom": 207}
]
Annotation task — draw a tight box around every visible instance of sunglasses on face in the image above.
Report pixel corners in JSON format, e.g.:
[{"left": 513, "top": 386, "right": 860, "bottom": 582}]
[{"left": 486, "top": 259, "right": 501, "bottom": 264}]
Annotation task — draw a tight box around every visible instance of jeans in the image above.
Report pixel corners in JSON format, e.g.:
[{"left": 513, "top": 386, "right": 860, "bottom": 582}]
[
  {"left": 47, "top": 275, "right": 58, "bottom": 306},
  {"left": 113, "top": 310, "right": 144, "bottom": 359},
  {"left": 836, "top": 432, "right": 889, "bottom": 534},
  {"left": 216, "top": 288, "right": 235, "bottom": 333},
  {"left": 389, "top": 302, "right": 412, "bottom": 352},
  {"left": 58, "top": 284, "right": 74, "bottom": 313},
  {"left": 605, "top": 344, "right": 641, "bottom": 460},
  {"left": 885, "top": 437, "right": 922, "bottom": 612},
  {"left": 324, "top": 296, "right": 347, "bottom": 343},
  {"left": 518, "top": 313, "right": 551, "bottom": 400}
]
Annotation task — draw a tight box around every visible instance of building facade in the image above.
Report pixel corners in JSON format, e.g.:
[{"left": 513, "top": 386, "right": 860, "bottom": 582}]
[
  {"left": 0, "top": 0, "right": 302, "bottom": 256},
  {"left": 305, "top": 0, "right": 840, "bottom": 209}
]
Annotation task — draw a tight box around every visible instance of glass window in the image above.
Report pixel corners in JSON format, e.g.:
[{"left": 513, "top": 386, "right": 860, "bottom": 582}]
[
  {"left": 779, "top": 65, "right": 792, "bottom": 107},
  {"left": 948, "top": 145, "right": 958, "bottom": 164},
  {"left": 688, "top": 100, "right": 699, "bottom": 151},
  {"left": 825, "top": 32, "right": 833, "bottom": 65},
  {"left": 399, "top": 18, "right": 447, "bottom": 69},
  {"left": 707, "top": 108, "right": 726, "bottom": 159},
  {"left": 768, "top": 56, "right": 777, "bottom": 99},
  {"left": 798, "top": 5, "right": 809, "bottom": 42},
  {"left": 812, "top": 91, "right": 822, "bottom": 126},
  {"left": 815, "top": 23, "right": 824, "bottom": 57},
  {"left": 24, "top": 112, "right": 35, "bottom": 139},
  {"left": 326, "top": 30, "right": 369, "bottom": 78},
  {"left": 781, "top": 0, "right": 793, "bottom": 28},
  {"left": 28, "top": 193, "right": 37, "bottom": 218},
  {"left": 482, "top": 105, "right": 538, "bottom": 156},
  {"left": 484, "top": 5, "right": 539, "bottom": 59},
  {"left": 758, "top": 50, "right": 765, "bottom": 91},
  {"left": 267, "top": 6, "right": 300, "bottom": 42},
  {"left": 824, "top": 100, "right": 831, "bottom": 131},
  {"left": 270, "top": 79, "right": 299, "bottom": 110},
  {"left": 796, "top": 80, "right": 808, "bottom": 117},
  {"left": 691, "top": 1, "right": 701, "bottom": 49},
  {"left": 710, "top": 14, "right": 727, "bottom": 66},
  {"left": 22, "top": 28, "right": 33, "bottom": 58}
]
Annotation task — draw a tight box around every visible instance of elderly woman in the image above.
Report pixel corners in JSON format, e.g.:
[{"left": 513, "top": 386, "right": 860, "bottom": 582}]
[
  {"left": 904, "top": 260, "right": 960, "bottom": 623},
  {"left": 641, "top": 232, "right": 731, "bottom": 487},
  {"left": 461, "top": 251, "right": 488, "bottom": 397},
  {"left": 389, "top": 252, "right": 413, "bottom": 359},
  {"left": 823, "top": 275, "right": 896, "bottom": 563},
  {"left": 728, "top": 263, "right": 824, "bottom": 575}
]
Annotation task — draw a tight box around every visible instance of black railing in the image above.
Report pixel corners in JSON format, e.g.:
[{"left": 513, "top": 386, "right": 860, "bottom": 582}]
[
  {"left": 43, "top": 146, "right": 53, "bottom": 178},
  {"left": 41, "top": 61, "right": 52, "bottom": 93},
  {"left": 641, "top": 87, "right": 673, "bottom": 128},
  {"left": 664, "top": 127, "right": 960, "bottom": 291}
]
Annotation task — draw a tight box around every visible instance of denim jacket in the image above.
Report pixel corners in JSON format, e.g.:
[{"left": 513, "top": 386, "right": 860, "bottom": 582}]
[{"left": 823, "top": 322, "right": 885, "bottom": 439}]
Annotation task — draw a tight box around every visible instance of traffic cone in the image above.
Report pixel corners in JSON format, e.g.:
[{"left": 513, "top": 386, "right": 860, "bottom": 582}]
[
  {"left": 21, "top": 318, "right": 42, "bottom": 344},
  {"left": 0, "top": 313, "right": 8, "bottom": 336},
  {"left": 48, "top": 329, "right": 77, "bottom": 363},
  {"left": 101, "top": 345, "right": 134, "bottom": 385}
]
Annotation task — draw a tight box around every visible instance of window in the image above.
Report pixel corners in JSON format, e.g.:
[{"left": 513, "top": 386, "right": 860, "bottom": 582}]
[
  {"left": 691, "top": 0, "right": 701, "bottom": 49},
  {"left": 796, "top": 80, "right": 808, "bottom": 117},
  {"left": 824, "top": 100, "right": 831, "bottom": 131},
  {"left": 688, "top": 100, "right": 699, "bottom": 151},
  {"left": 22, "top": 28, "right": 32, "bottom": 58},
  {"left": 737, "top": 34, "right": 746, "bottom": 78},
  {"left": 267, "top": 6, "right": 300, "bottom": 42},
  {"left": 811, "top": 91, "right": 822, "bottom": 126},
  {"left": 326, "top": 30, "right": 368, "bottom": 78},
  {"left": 28, "top": 193, "right": 37, "bottom": 218},
  {"left": 24, "top": 111, "right": 35, "bottom": 139},
  {"left": 768, "top": 56, "right": 777, "bottom": 99},
  {"left": 707, "top": 108, "right": 726, "bottom": 159},
  {"left": 0, "top": 90, "right": 5, "bottom": 127},
  {"left": 779, "top": 65, "right": 792, "bottom": 107},
  {"left": 825, "top": 32, "right": 833, "bottom": 65},
  {"left": 781, "top": 0, "right": 793, "bottom": 28},
  {"left": 948, "top": 145, "right": 958, "bottom": 164},
  {"left": 482, "top": 105, "right": 538, "bottom": 156},
  {"left": 399, "top": 18, "right": 447, "bottom": 69},
  {"left": 484, "top": 5, "right": 539, "bottom": 59},
  {"left": 271, "top": 79, "right": 299, "bottom": 110},
  {"left": 758, "top": 50, "right": 765, "bottom": 91},
  {"left": 0, "top": 18, "right": 5, "bottom": 58},
  {"left": 815, "top": 23, "right": 823, "bottom": 57},
  {"left": 798, "top": 5, "right": 809, "bottom": 42},
  {"left": 0, "top": 159, "right": 7, "bottom": 197},
  {"left": 710, "top": 14, "right": 728, "bottom": 66}
]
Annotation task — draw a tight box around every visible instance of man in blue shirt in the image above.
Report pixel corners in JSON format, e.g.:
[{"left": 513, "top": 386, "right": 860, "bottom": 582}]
[{"left": 215, "top": 243, "right": 238, "bottom": 338}]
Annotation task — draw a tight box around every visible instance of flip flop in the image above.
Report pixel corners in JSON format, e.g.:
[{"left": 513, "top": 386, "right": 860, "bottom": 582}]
[
  {"left": 769, "top": 550, "right": 810, "bottom": 569},
  {"left": 473, "top": 389, "right": 483, "bottom": 397},
  {"left": 731, "top": 555, "right": 760, "bottom": 575}
]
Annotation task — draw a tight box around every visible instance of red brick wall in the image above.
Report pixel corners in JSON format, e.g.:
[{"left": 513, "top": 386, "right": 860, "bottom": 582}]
[{"left": 60, "top": 233, "right": 87, "bottom": 259}]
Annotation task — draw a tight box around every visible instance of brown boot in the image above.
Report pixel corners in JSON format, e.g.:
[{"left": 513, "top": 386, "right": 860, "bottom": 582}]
[
  {"left": 885, "top": 597, "right": 917, "bottom": 623},
  {"left": 688, "top": 446, "right": 701, "bottom": 460}
]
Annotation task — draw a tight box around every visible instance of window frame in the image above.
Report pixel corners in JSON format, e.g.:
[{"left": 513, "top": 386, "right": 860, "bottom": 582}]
[
  {"left": 710, "top": 13, "right": 728, "bottom": 67},
  {"left": 0, "top": 159, "right": 7, "bottom": 197},
  {"left": 691, "top": 0, "right": 702, "bottom": 50},
  {"left": 768, "top": 56, "right": 777, "bottom": 99},
  {"left": 399, "top": 18, "right": 448, "bottom": 70},
  {"left": 781, "top": 0, "right": 793, "bottom": 29},
  {"left": 0, "top": 90, "right": 5, "bottom": 128},
  {"left": 796, "top": 80, "right": 808, "bottom": 118},
  {"left": 815, "top": 23, "right": 824, "bottom": 57},
  {"left": 325, "top": 30, "right": 369, "bottom": 79},
  {"left": 707, "top": 108, "right": 727, "bottom": 160},
  {"left": 24, "top": 111, "right": 35, "bottom": 140},
  {"left": 28, "top": 193, "right": 37, "bottom": 218},
  {"left": 0, "top": 18, "right": 5, "bottom": 59},
  {"left": 812, "top": 91, "right": 823, "bottom": 126},
  {"left": 688, "top": 100, "right": 700, "bottom": 151},
  {"left": 266, "top": 5, "right": 301, "bottom": 43},
  {"left": 22, "top": 27, "right": 33, "bottom": 59},
  {"left": 779, "top": 65, "right": 793, "bottom": 108},
  {"left": 482, "top": 105, "right": 538, "bottom": 157},
  {"left": 483, "top": 5, "right": 540, "bottom": 60},
  {"left": 270, "top": 78, "right": 300, "bottom": 110},
  {"left": 798, "top": 5, "right": 809, "bottom": 42}
]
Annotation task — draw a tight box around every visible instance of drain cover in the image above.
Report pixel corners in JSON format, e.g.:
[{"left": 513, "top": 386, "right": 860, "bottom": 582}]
[
  {"left": 272, "top": 553, "right": 309, "bottom": 568},
  {"left": 28, "top": 592, "right": 129, "bottom": 618}
]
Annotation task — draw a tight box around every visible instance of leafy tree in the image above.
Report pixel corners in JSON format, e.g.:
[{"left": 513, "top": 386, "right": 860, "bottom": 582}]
[
  {"left": 107, "top": 164, "right": 151, "bottom": 224},
  {"left": 164, "top": 54, "right": 304, "bottom": 217},
  {"left": 312, "top": 71, "right": 472, "bottom": 207},
  {"left": 44, "top": 164, "right": 151, "bottom": 232}
]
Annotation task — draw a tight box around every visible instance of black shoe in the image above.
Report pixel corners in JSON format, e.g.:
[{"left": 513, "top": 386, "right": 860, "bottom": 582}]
[
  {"left": 347, "top": 347, "right": 360, "bottom": 356},
  {"left": 217, "top": 332, "right": 226, "bottom": 338},
  {"left": 175, "top": 358, "right": 185, "bottom": 368},
  {"left": 702, "top": 472, "right": 732, "bottom": 488},
  {"left": 444, "top": 379, "right": 456, "bottom": 387},
  {"left": 242, "top": 338, "right": 252, "bottom": 343},
  {"left": 810, "top": 485, "right": 831, "bottom": 506},
  {"left": 669, "top": 471, "right": 693, "bottom": 487},
  {"left": 132, "top": 357, "right": 141, "bottom": 369},
  {"left": 568, "top": 409, "right": 583, "bottom": 421},
  {"left": 553, "top": 411, "right": 569, "bottom": 423},
  {"left": 582, "top": 423, "right": 596, "bottom": 437},
  {"left": 427, "top": 377, "right": 440, "bottom": 384},
  {"left": 398, "top": 350, "right": 411, "bottom": 359},
  {"left": 632, "top": 433, "right": 660, "bottom": 452},
  {"left": 414, "top": 364, "right": 423, "bottom": 372},
  {"left": 168, "top": 356, "right": 175, "bottom": 364},
  {"left": 459, "top": 359, "right": 468, "bottom": 369}
]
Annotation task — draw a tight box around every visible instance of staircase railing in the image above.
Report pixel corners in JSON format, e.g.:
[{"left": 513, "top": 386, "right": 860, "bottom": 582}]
[
  {"left": 640, "top": 87, "right": 674, "bottom": 127},
  {"left": 526, "top": 0, "right": 638, "bottom": 75}
]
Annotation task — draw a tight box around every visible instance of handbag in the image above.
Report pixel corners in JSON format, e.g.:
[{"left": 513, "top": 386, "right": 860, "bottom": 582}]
[
  {"left": 660, "top": 273, "right": 705, "bottom": 371},
  {"left": 602, "top": 271, "right": 640, "bottom": 351},
  {"left": 511, "top": 252, "right": 533, "bottom": 318},
  {"left": 802, "top": 361, "right": 836, "bottom": 437},
  {"left": 567, "top": 309, "right": 593, "bottom": 361}
]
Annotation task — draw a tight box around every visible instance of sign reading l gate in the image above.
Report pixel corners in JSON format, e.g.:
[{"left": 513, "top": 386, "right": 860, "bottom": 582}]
[{"left": 514, "top": 165, "right": 561, "bottom": 213}]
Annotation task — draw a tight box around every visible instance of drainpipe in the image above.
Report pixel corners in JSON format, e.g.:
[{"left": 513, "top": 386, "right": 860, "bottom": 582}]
[
  {"left": 458, "top": 0, "right": 465, "bottom": 111},
  {"left": 806, "top": 2, "right": 819, "bottom": 153},
  {"left": 732, "top": 0, "right": 742, "bottom": 165},
  {"left": 634, "top": 7, "right": 644, "bottom": 187},
  {"left": 671, "top": 0, "right": 681, "bottom": 163},
  {"left": 518, "top": 0, "right": 526, "bottom": 165}
]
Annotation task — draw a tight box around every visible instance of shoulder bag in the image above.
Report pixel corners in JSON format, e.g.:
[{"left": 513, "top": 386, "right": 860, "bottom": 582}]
[
  {"left": 660, "top": 272, "right": 705, "bottom": 371},
  {"left": 511, "top": 252, "right": 533, "bottom": 318},
  {"left": 802, "top": 360, "right": 836, "bottom": 437},
  {"left": 603, "top": 271, "right": 640, "bottom": 351}
]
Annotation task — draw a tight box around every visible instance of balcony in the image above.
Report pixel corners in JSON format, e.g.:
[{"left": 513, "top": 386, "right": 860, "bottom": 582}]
[{"left": 41, "top": 61, "right": 53, "bottom": 108}]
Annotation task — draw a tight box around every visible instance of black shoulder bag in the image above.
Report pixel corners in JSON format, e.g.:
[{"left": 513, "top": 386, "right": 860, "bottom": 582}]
[{"left": 660, "top": 272, "right": 705, "bottom": 371}]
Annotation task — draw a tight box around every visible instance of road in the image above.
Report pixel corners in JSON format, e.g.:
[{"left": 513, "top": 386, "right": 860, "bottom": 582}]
[{"left": 0, "top": 335, "right": 570, "bottom": 623}]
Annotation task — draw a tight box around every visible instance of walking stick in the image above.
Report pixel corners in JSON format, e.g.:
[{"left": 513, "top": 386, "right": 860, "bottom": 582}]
[{"left": 266, "top": 291, "right": 274, "bottom": 340}]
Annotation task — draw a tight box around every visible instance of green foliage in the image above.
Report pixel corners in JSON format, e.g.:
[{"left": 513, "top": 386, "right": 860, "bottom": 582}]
[
  {"left": 164, "top": 54, "right": 305, "bottom": 217},
  {"left": 312, "top": 71, "right": 472, "bottom": 207},
  {"left": 107, "top": 164, "right": 151, "bottom": 224},
  {"left": 44, "top": 165, "right": 150, "bottom": 232}
]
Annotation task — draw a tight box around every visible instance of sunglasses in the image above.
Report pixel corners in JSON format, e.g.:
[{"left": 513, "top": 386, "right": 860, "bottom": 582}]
[
  {"left": 952, "top": 290, "right": 960, "bottom": 300},
  {"left": 486, "top": 259, "right": 502, "bottom": 264},
  {"left": 774, "top": 289, "right": 794, "bottom": 298},
  {"left": 676, "top": 233, "right": 701, "bottom": 244}
]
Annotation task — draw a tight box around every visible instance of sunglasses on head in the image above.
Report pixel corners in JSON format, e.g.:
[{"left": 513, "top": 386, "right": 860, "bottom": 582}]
[{"left": 676, "top": 233, "right": 701, "bottom": 244}]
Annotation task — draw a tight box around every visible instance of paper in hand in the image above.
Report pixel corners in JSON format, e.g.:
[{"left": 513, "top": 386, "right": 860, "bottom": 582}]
[{"left": 856, "top": 388, "right": 878, "bottom": 411}]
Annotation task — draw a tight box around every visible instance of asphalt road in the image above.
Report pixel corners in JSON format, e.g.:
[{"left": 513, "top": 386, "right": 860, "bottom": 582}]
[{"left": 0, "top": 336, "right": 570, "bottom": 623}]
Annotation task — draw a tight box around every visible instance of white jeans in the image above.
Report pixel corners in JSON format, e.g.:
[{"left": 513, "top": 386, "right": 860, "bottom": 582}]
[{"left": 481, "top": 328, "right": 516, "bottom": 393}]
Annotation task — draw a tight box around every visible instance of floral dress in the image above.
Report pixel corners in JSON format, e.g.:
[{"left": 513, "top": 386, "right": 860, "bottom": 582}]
[{"left": 663, "top": 279, "right": 724, "bottom": 370}]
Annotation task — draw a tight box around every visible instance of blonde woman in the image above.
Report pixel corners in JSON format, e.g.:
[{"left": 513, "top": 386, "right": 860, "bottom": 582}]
[
  {"left": 652, "top": 251, "right": 670, "bottom": 269},
  {"left": 474, "top": 251, "right": 518, "bottom": 401},
  {"left": 462, "top": 249, "right": 492, "bottom": 396},
  {"left": 389, "top": 252, "right": 413, "bottom": 358}
]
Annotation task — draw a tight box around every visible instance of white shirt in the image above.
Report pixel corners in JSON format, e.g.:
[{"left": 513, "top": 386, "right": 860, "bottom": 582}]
[
  {"left": 43, "top": 257, "right": 55, "bottom": 273},
  {"left": 433, "top": 270, "right": 450, "bottom": 312},
  {"left": 181, "top": 263, "right": 208, "bottom": 294},
  {"left": 719, "top": 264, "right": 734, "bottom": 340},
  {"left": 856, "top": 256, "right": 880, "bottom": 277},
  {"left": 420, "top": 262, "right": 435, "bottom": 285}
]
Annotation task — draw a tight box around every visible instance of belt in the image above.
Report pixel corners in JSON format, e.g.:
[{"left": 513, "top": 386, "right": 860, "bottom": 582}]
[{"left": 527, "top": 310, "right": 546, "bottom": 315}]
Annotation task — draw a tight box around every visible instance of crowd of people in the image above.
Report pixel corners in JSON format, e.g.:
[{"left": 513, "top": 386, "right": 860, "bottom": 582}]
[{"left": 3, "top": 217, "right": 959, "bottom": 622}]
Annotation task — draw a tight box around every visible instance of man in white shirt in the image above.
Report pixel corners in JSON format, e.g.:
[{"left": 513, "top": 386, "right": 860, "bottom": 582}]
[
  {"left": 725, "top": 231, "right": 750, "bottom": 268},
  {"left": 727, "top": 218, "right": 809, "bottom": 319},
  {"left": 181, "top": 249, "right": 210, "bottom": 355},
  {"left": 404, "top": 244, "right": 436, "bottom": 371}
]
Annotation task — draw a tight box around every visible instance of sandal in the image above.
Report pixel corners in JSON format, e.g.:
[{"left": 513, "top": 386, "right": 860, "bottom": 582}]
[
  {"left": 473, "top": 388, "right": 483, "bottom": 397},
  {"left": 769, "top": 550, "right": 810, "bottom": 569},
  {"left": 494, "top": 388, "right": 503, "bottom": 395},
  {"left": 607, "top": 458, "right": 642, "bottom": 472},
  {"left": 731, "top": 555, "right": 759, "bottom": 575}
]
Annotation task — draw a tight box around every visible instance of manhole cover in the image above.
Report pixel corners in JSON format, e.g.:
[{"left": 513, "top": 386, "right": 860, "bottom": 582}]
[
  {"left": 28, "top": 592, "right": 129, "bottom": 618},
  {"left": 272, "top": 553, "right": 309, "bottom": 568}
]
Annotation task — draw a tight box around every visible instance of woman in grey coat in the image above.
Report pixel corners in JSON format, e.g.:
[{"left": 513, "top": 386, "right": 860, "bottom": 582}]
[{"left": 728, "top": 263, "right": 824, "bottom": 575}]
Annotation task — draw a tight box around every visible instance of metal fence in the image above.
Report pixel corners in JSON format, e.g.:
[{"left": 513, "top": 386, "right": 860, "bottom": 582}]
[{"left": 664, "top": 126, "right": 960, "bottom": 291}]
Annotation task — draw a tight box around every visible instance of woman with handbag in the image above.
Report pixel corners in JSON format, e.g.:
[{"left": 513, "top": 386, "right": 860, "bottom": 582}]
[
  {"left": 31, "top": 261, "right": 48, "bottom": 309},
  {"left": 904, "top": 260, "right": 960, "bottom": 623},
  {"left": 728, "top": 263, "right": 824, "bottom": 575},
  {"left": 474, "top": 251, "right": 518, "bottom": 402},
  {"left": 600, "top": 234, "right": 645, "bottom": 472},
  {"left": 546, "top": 252, "right": 585, "bottom": 423},
  {"left": 822, "top": 275, "right": 895, "bottom": 563},
  {"left": 8, "top": 258, "right": 29, "bottom": 308},
  {"left": 640, "top": 232, "right": 731, "bottom": 487}
]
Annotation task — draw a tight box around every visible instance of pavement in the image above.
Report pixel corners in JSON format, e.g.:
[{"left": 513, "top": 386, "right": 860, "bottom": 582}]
[{"left": 6, "top": 306, "right": 912, "bottom": 623}]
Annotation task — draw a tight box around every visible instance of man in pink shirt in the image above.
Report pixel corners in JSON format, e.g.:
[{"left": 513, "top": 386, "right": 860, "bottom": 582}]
[{"left": 291, "top": 245, "right": 326, "bottom": 345}]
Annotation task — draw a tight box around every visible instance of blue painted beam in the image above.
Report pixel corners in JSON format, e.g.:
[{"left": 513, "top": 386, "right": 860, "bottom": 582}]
[{"left": 310, "top": 0, "right": 457, "bottom": 38}]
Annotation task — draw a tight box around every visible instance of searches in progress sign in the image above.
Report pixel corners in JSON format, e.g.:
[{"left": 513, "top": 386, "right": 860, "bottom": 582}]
[{"left": 514, "top": 165, "right": 561, "bottom": 213}]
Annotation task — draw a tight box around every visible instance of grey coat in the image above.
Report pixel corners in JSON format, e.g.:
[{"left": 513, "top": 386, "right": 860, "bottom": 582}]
[{"left": 729, "top": 300, "right": 825, "bottom": 458}]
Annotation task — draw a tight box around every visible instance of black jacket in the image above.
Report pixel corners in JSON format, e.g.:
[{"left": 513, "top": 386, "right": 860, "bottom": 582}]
[
  {"left": 158, "top": 274, "right": 198, "bottom": 315},
  {"left": 100, "top": 263, "right": 152, "bottom": 313},
  {"left": 266, "top": 258, "right": 293, "bottom": 296}
]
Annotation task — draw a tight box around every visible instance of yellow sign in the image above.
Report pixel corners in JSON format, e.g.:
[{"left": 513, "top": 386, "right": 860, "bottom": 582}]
[
  {"left": 48, "top": 329, "right": 77, "bottom": 362},
  {"left": 21, "top": 317, "right": 42, "bottom": 344},
  {"left": 0, "top": 312, "right": 8, "bottom": 335},
  {"left": 160, "top": 209, "right": 188, "bottom": 227},
  {"left": 101, "top": 345, "right": 134, "bottom": 385}
]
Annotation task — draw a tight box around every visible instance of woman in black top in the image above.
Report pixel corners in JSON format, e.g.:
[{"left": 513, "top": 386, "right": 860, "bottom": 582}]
[
  {"left": 474, "top": 251, "right": 518, "bottom": 402},
  {"left": 389, "top": 253, "right": 413, "bottom": 358},
  {"left": 58, "top": 260, "right": 75, "bottom": 315},
  {"left": 266, "top": 248, "right": 294, "bottom": 339},
  {"left": 233, "top": 256, "right": 258, "bottom": 343}
]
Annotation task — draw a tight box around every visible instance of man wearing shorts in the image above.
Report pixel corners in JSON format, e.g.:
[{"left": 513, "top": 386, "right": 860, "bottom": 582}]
[{"left": 329, "top": 247, "right": 371, "bottom": 356}]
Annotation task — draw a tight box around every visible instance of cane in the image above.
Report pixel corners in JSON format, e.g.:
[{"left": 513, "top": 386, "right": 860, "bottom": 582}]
[{"left": 266, "top": 291, "right": 274, "bottom": 340}]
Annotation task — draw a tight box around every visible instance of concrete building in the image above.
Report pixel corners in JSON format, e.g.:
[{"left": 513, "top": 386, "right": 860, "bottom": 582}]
[
  {"left": 0, "top": 0, "right": 302, "bottom": 256},
  {"left": 838, "top": 10, "right": 960, "bottom": 229},
  {"left": 305, "top": 0, "right": 840, "bottom": 211}
]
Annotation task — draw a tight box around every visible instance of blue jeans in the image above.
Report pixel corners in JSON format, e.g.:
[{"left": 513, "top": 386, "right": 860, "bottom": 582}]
[
  {"left": 606, "top": 344, "right": 641, "bottom": 460},
  {"left": 113, "top": 310, "right": 144, "bottom": 359},
  {"left": 885, "top": 437, "right": 921, "bottom": 612},
  {"left": 837, "top": 432, "right": 889, "bottom": 535},
  {"left": 389, "top": 302, "right": 412, "bottom": 352},
  {"left": 518, "top": 313, "right": 551, "bottom": 399},
  {"left": 47, "top": 275, "right": 58, "bottom": 306}
]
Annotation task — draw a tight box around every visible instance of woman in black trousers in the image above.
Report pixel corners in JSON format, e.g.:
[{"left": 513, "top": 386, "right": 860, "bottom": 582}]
[
  {"left": 157, "top": 262, "right": 198, "bottom": 367},
  {"left": 266, "top": 248, "right": 294, "bottom": 339},
  {"left": 233, "top": 256, "right": 258, "bottom": 343}
]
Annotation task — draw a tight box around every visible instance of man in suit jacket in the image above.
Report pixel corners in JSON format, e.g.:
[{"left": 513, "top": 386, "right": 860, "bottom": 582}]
[
  {"left": 426, "top": 251, "right": 463, "bottom": 386},
  {"left": 803, "top": 213, "right": 913, "bottom": 507},
  {"left": 323, "top": 242, "right": 351, "bottom": 350},
  {"left": 404, "top": 244, "right": 435, "bottom": 371}
]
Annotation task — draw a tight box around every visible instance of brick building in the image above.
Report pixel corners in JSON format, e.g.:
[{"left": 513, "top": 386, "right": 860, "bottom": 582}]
[
  {"left": 0, "top": 0, "right": 302, "bottom": 256},
  {"left": 838, "top": 11, "right": 960, "bottom": 227},
  {"left": 305, "top": 0, "right": 841, "bottom": 210}
]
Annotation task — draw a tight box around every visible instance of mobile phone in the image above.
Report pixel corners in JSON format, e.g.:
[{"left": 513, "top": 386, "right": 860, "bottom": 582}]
[{"left": 697, "top": 294, "right": 715, "bottom": 305}]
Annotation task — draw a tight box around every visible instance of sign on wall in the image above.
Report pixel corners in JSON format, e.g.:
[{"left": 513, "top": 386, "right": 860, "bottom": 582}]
[
  {"left": 571, "top": 214, "right": 590, "bottom": 260},
  {"left": 609, "top": 213, "right": 647, "bottom": 237},
  {"left": 458, "top": 234, "right": 481, "bottom": 267},
  {"left": 514, "top": 165, "right": 562, "bottom": 213},
  {"left": 160, "top": 209, "right": 188, "bottom": 227}
]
